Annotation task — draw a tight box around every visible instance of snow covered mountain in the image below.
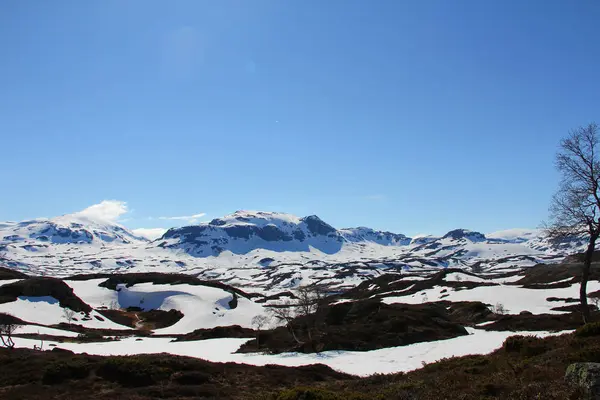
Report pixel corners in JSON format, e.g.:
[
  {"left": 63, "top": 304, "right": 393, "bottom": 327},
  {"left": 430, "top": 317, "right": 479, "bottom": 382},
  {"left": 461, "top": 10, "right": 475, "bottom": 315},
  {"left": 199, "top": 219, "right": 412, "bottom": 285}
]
[
  {"left": 155, "top": 211, "right": 416, "bottom": 256},
  {"left": 0, "top": 215, "right": 146, "bottom": 246},
  {"left": 0, "top": 209, "right": 589, "bottom": 293},
  {"left": 339, "top": 227, "right": 411, "bottom": 246},
  {"left": 156, "top": 211, "right": 345, "bottom": 256}
]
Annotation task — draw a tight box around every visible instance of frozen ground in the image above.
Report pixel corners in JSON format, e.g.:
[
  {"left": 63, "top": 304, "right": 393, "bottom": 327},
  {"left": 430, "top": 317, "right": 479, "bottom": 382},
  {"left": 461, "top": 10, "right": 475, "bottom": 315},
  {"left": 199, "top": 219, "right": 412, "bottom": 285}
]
[
  {"left": 381, "top": 281, "right": 600, "bottom": 315},
  {"left": 11, "top": 327, "right": 570, "bottom": 376}
]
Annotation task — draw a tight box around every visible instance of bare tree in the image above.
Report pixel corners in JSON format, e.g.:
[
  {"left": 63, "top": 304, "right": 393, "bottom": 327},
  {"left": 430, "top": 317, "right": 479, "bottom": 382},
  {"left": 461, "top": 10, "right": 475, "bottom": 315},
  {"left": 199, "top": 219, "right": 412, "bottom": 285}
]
[
  {"left": 491, "top": 302, "right": 506, "bottom": 315},
  {"left": 295, "top": 286, "right": 322, "bottom": 317},
  {"left": 269, "top": 284, "right": 328, "bottom": 347},
  {"left": 251, "top": 314, "right": 270, "bottom": 350},
  {"left": 547, "top": 122, "right": 600, "bottom": 323},
  {"left": 0, "top": 314, "right": 22, "bottom": 349},
  {"left": 62, "top": 308, "right": 76, "bottom": 327},
  {"left": 269, "top": 299, "right": 304, "bottom": 345}
]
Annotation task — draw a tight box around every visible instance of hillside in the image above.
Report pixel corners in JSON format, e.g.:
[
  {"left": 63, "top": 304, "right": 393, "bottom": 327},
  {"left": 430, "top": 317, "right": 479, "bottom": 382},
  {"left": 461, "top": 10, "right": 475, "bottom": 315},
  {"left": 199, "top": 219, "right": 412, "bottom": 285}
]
[{"left": 0, "top": 262, "right": 599, "bottom": 398}]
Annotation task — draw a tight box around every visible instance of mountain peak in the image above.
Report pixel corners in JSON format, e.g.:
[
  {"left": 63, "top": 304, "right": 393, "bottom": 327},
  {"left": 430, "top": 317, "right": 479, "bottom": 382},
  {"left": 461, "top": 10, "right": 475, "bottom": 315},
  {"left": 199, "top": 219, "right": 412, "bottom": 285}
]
[
  {"left": 0, "top": 215, "right": 146, "bottom": 245},
  {"left": 442, "top": 229, "right": 486, "bottom": 242},
  {"left": 340, "top": 226, "right": 411, "bottom": 246}
]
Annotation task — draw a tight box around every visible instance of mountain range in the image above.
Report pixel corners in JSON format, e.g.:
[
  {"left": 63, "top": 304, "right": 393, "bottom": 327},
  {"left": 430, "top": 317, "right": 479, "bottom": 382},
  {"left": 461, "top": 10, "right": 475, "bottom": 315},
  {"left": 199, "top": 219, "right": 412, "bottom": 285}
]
[{"left": 0, "top": 210, "right": 587, "bottom": 293}]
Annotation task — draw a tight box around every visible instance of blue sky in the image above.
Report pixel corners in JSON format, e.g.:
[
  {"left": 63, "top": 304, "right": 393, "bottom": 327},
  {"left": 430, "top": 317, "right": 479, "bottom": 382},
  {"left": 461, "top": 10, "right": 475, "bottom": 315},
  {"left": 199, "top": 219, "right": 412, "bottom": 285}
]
[{"left": 1, "top": 0, "right": 599, "bottom": 237}]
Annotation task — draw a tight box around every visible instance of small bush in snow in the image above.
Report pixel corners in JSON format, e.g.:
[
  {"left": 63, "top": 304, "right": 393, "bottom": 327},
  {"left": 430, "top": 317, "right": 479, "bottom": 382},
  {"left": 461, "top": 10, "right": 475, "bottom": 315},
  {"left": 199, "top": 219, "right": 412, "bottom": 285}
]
[{"left": 491, "top": 303, "right": 507, "bottom": 315}]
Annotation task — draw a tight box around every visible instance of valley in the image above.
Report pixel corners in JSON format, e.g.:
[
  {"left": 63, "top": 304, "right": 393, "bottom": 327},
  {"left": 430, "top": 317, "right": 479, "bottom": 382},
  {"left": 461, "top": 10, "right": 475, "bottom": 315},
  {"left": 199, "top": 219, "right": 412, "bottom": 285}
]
[{"left": 0, "top": 210, "right": 597, "bottom": 399}]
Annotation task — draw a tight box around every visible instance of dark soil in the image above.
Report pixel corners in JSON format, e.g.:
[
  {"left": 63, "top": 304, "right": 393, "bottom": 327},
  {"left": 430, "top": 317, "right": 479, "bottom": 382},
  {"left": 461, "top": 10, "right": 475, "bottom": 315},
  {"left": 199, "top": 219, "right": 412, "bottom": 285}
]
[
  {"left": 0, "top": 312, "right": 25, "bottom": 325},
  {"left": 562, "top": 250, "right": 600, "bottom": 263},
  {"left": 333, "top": 268, "right": 500, "bottom": 304},
  {"left": 0, "top": 266, "right": 29, "bottom": 280},
  {"left": 173, "top": 325, "right": 255, "bottom": 342},
  {"left": 49, "top": 323, "right": 142, "bottom": 337},
  {"left": 550, "top": 304, "right": 597, "bottom": 313},
  {"left": 441, "top": 301, "right": 494, "bottom": 325},
  {"left": 482, "top": 311, "right": 599, "bottom": 332},
  {"left": 97, "top": 309, "right": 184, "bottom": 330},
  {"left": 0, "top": 278, "right": 91, "bottom": 313},
  {"left": 511, "top": 262, "right": 600, "bottom": 286},
  {"left": 239, "top": 299, "right": 468, "bottom": 354}
]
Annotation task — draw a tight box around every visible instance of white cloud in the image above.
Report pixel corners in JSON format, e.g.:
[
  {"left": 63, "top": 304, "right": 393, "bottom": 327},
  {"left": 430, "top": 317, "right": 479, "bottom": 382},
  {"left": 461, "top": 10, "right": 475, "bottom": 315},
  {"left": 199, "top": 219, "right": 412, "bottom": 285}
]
[
  {"left": 132, "top": 228, "right": 168, "bottom": 240},
  {"left": 74, "top": 200, "right": 129, "bottom": 222},
  {"left": 159, "top": 212, "right": 206, "bottom": 224}
]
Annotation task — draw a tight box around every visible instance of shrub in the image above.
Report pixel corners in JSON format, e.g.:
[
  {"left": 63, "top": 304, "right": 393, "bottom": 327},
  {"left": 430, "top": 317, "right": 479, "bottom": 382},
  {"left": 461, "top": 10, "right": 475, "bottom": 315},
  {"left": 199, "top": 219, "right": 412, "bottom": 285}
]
[
  {"left": 568, "top": 346, "right": 600, "bottom": 363},
  {"left": 503, "top": 335, "right": 551, "bottom": 357},
  {"left": 42, "top": 360, "right": 91, "bottom": 384},
  {"left": 172, "top": 370, "right": 211, "bottom": 385},
  {"left": 491, "top": 302, "right": 507, "bottom": 315},
  {"left": 97, "top": 357, "right": 170, "bottom": 387},
  {"left": 274, "top": 387, "right": 374, "bottom": 400},
  {"left": 77, "top": 331, "right": 104, "bottom": 341},
  {"left": 575, "top": 321, "right": 600, "bottom": 337}
]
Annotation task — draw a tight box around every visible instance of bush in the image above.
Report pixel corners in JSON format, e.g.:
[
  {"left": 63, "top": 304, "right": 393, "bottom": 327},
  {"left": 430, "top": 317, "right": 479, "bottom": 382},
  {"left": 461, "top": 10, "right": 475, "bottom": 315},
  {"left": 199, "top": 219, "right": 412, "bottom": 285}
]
[
  {"left": 77, "top": 331, "right": 104, "bottom": 341},
  {"left": 97, "top": 357, "right": 170, "bottom": 387},
  {"left": 172, "top": 370, "right": 211, "bottom": 385},
  {"left": 274, "top": 387, "right": 374, "bottom": 400},
  {"left": 503, "top": 335, "right": 551, "bottom": 357},
  {"left": 42, "top": 360, "right": 91, "bottom": 384},
  {"left": 568, "top": 346, "right": 600, "bottom": 363},
  {"left": 575, "top": 321, "right": 600, "bottom": 337}
]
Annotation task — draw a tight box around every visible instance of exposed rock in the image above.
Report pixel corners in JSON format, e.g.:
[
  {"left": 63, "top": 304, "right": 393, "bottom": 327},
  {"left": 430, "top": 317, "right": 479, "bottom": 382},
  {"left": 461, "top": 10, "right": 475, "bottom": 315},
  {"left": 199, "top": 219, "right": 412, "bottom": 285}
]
[
  {"left": 300, "top": 215, "right": 337, "bottom": 236},
  {"left": 565, "top": 362, "right": 600, "bottom": 399},
  {"left": 442, "top": 229, "right": 486, "bottom": 242}
]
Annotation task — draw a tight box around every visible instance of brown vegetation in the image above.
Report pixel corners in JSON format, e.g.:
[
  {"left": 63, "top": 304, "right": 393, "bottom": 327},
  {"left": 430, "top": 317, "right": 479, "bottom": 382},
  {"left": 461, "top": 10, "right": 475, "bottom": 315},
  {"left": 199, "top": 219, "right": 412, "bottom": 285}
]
[
  {"left": 5, "top": 327, "right": 600, "bottom": 399},
  {"left": 0, "top": 278, "right": 92, "bottom": 313},
  {"left": 239, "top": 300, "right": 467, "bottom": 354}
]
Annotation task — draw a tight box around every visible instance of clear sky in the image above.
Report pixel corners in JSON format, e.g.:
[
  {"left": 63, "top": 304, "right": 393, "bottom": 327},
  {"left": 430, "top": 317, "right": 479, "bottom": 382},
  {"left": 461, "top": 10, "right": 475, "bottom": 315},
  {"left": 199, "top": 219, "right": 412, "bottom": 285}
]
[{"left": 1, "top": 0, "right": 599, "bottom": 237}]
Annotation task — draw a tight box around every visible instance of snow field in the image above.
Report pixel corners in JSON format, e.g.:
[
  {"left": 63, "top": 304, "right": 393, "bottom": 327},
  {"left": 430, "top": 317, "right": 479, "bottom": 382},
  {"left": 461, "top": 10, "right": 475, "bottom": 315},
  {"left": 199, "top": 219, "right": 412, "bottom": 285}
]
[
  {"left": 11, "top": 327, "right": 570, "bottom": 377},
  {"left": 382, "top": 281, "right": 600, "bottom": 314}
]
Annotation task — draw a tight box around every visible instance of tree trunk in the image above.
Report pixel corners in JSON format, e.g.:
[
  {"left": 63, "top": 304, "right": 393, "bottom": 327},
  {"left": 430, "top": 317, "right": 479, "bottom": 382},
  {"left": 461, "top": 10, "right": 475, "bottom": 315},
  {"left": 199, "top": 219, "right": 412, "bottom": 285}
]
[
  {"left": 581, "top": 236, "right": 598, "bottom": 324},
  {"left": 287, "top": 324, "right": 304, "bottom": 345}
]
